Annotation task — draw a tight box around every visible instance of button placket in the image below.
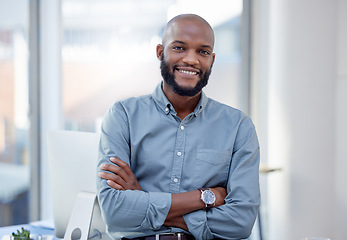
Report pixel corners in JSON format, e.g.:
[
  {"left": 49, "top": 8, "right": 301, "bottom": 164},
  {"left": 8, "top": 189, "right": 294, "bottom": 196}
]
[{"left": 169, "top": 122, "right": 186, "bottom": 193}]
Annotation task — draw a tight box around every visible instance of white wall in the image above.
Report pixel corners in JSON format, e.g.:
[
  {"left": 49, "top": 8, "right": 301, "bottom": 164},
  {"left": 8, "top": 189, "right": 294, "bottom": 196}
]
[
  {"left": 252, "top": 0, "right": 347, "bottom": 239},
  {"left": 335, "top": 0, "right": 347, "bottom": 239}
]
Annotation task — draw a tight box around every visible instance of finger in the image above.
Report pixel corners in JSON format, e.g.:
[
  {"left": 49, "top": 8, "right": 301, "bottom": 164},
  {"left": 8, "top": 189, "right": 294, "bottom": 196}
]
[
  {"left": 101, "top": 163, "right": 130, "bottom": 182},
  {"left": 99, "top": 171, "right": 127, "bottom": 187},
  {"left": 106, "top": 180, "right": 124, "bottom": 190},
  {"left": 108, "top": 158, "right": 142, "bottom": 190},
  {"left": 110, "top": 158, "right": 136, "bottom": 177}
]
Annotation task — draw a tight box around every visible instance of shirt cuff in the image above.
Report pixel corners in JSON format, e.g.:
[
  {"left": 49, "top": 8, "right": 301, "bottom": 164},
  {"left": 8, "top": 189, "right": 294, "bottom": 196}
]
[
  {"left": 142, "top": 192, "right": 172, "bottom": 230},
  {"left": 183, "top": 210, "right": 214, "bottom": 240}
]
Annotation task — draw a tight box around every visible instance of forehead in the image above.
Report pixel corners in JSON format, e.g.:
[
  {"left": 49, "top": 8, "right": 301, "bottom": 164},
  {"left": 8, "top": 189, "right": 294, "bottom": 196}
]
[{"left": 164, "top": 19, "right": 215, "bottom": 48}]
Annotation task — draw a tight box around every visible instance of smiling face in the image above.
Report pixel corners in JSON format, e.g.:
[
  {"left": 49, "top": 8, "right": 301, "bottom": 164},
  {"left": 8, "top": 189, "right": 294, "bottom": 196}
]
[{"left": 156, "top": 15, "right": 216, "bottom": 97}]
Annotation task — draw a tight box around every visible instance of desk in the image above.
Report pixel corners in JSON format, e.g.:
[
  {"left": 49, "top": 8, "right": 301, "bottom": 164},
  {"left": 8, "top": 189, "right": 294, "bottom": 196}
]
[{"left": 0, "top": 221, "right": 57, "bottom": 240}]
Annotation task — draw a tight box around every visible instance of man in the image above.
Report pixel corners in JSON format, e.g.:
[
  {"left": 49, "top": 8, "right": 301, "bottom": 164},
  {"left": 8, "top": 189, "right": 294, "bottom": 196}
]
[{"left": 97, "top": 14, "right": 260, "bottom": 240}]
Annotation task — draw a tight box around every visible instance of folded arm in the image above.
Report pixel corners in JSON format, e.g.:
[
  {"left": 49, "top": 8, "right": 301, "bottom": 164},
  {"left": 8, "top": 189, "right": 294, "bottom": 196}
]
[{"left": 99, "top": 157, "right": 228, "bottom": 231}]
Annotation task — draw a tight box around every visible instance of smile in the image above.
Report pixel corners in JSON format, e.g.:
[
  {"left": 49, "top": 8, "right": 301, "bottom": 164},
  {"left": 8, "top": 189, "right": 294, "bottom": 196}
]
[{"left": 177, "top": 69, "right": 199, "bottom": 75}]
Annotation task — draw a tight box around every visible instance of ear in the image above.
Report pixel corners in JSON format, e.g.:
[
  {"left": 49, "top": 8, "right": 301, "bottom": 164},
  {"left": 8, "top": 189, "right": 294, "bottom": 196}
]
[
  {"left": 211, "top": 53, "right": 216, "bottom": 67},
  {"left": 156, "top": 44, "right": 164, "bottom": 60}
]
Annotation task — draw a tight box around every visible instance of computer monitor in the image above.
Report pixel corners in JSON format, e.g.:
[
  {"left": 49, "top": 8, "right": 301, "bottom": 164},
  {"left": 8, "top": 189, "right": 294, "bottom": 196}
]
[{"left": 47, "top": 130, "right": 108, "bottom": 239}]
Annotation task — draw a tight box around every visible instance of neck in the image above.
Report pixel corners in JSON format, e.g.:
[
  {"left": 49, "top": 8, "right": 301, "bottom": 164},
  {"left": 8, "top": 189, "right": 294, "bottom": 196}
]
[{"left": 162, "top": 81, "right": 201, "bottom": 120}]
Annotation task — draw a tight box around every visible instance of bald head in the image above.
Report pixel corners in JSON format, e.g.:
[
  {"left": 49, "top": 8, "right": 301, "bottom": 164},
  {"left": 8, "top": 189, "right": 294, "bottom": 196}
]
[
  {"left": 162, "top": 14, "right": 215, "bottom": 48},
  {"left": 156, "top": 14, "right": 216, "bottom": 98}
]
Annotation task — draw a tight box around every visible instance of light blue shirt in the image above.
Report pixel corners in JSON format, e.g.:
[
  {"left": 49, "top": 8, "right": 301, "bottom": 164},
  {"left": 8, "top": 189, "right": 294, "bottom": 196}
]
[{"left": 97, "top": 83, "right": 260, "bottom": 240}]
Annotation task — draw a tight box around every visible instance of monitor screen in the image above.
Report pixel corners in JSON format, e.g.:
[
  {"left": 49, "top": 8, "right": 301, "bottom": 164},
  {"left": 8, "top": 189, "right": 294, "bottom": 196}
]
[{"left": 47, "top": 130, "right": 103, "bottom": 239}]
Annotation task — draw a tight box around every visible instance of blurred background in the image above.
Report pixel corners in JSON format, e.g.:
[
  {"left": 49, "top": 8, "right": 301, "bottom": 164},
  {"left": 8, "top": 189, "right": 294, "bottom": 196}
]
[{"left": 0, "top": 0, "right": 346, "bottom": 240}]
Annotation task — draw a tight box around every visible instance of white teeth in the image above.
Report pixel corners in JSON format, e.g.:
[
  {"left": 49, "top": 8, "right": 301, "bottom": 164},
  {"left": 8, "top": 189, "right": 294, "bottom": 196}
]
[{"left": 179, "top": 70, "right": 197, "bottom": 75}]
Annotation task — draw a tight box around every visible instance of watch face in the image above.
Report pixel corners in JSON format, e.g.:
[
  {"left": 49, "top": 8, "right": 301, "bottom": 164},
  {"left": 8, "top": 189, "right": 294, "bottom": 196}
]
[{"left": 202, "top": 190, "right": 216, "bottom": 205}]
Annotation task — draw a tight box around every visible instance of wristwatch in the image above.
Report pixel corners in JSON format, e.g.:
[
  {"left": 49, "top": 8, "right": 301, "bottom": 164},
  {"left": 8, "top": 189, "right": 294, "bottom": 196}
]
[{"left": 199, "top": 188, "right": 216, "bottom": 210}]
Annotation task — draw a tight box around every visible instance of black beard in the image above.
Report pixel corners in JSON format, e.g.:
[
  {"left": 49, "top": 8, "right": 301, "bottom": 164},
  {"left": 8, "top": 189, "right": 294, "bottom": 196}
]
[{"left": 160, "top": 54, "right": 212, "bottom": 97}]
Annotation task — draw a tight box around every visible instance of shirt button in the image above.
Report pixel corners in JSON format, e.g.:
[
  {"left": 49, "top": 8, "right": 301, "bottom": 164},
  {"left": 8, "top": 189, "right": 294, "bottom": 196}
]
[
  {"left": 180, "top": 125, "right": 185, "bottom": 130},
  {"left": 165, "top": 107, "right": 169, "bottom": 112},
  {"left": 173, "top": 178, "right": 179, "bottom": 183},
  {"left": 177, "top": 151, "right": 182, "bottom": 156}
]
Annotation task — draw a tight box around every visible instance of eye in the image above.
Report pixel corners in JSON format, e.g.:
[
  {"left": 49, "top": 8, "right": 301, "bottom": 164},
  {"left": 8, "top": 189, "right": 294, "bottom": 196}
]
[
  {"left": 172, "top": 46, "right": 184, "bottom": 51},
  {"left": 200, "top": 50, "right": 211, "bottom": 55}
]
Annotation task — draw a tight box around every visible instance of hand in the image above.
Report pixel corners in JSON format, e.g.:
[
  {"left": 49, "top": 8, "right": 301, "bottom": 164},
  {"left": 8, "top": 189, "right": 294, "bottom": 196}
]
[
  {"left": 210, "top": 187, "right": 227, "bottom": 207},
  {"left": 99, "top": 157, "right": 142, "bottom": 191}
]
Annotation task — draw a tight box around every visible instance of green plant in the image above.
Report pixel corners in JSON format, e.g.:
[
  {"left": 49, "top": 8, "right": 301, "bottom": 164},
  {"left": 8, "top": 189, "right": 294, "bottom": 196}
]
[{"left": 11, "top": 227, "right": 31, "bottom": 240}]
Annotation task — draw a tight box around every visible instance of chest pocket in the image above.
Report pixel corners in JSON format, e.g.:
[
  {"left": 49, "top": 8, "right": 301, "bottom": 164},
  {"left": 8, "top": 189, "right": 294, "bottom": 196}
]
[{"left": 193, "top": 149, "right": 232, "bottom": 188}]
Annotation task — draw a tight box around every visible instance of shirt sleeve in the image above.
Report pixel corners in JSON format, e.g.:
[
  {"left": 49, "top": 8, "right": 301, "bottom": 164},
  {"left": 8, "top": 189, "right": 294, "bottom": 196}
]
[
  {"left": 96, "top": 102, "right": 172, "bottom": 236},
  {"left": 183, "top": 116, "right": 261, "bottom": 240}
]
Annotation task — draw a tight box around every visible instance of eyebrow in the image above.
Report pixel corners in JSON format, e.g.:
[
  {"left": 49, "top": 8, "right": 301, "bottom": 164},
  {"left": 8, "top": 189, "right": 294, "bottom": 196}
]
[{"left": 171, "top": 40, "right": 213, "bottom": 50}]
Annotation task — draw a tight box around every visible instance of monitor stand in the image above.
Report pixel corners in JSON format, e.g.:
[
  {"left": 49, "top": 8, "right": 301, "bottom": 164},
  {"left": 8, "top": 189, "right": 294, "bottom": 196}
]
[{"left": 63, "top": 191, "right": 112, "bottom": 240}]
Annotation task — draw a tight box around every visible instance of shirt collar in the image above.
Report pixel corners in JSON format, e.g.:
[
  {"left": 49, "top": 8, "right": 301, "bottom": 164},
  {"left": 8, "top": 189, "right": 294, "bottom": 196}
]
[
  {"left": 193, "top": 90, "right": 208, "bottom": 117},
  {"left": 152, "top": 82, "right": 208, "bottom": 117}
]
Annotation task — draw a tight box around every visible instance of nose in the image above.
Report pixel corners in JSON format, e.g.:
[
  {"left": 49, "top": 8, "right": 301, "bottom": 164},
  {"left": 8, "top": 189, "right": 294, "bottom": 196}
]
[{"left": 182, "top": 50, "right": 199, "bottom": 66}]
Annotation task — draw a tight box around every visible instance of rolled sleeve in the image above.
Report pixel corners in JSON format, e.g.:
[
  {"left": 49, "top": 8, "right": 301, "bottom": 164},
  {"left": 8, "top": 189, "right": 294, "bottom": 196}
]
[
  {"left": 142, "top": 192, "right": 172, "bottom": 230},
  {"left": 183, "top": 211, "right": 213, "bottom": 240},
  {"left": 98, "top": 186, "right": 171, "bottom": 233}
]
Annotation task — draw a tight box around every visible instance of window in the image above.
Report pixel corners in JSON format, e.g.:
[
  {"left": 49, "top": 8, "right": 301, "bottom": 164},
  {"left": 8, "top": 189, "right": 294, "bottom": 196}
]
[
  {"left": 61, "top": 0, "right": 246, "bottom": 133},
  {"left": 0, "top": 0, "right": 30, "bottom": 226}
]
